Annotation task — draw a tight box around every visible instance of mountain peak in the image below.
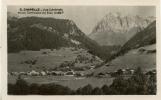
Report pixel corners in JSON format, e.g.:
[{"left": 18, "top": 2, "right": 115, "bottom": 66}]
[{"left": 89, "top": 12, "right": 155, "bottom": 46}]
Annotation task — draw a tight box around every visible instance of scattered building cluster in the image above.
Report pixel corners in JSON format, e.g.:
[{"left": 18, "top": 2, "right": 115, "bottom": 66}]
[
  {"left": 96, "top": 68, "right": 136, "bottom": 78},
  {"left": 110, "top": 68, "right": 135, "bottom": 77},
  {"left": 9, "top": 70, "right": 84, "bottom": 77},
  {"left": 96, "top": 68, "right": 156, "bottom": 78}
]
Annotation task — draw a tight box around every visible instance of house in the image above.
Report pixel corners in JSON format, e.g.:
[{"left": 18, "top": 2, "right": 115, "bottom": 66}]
[
  {"left": 40, "top": 71, "right": 46, "bottom": 76},
  {"left": 51, "top": 71, "right": 64, "bottom": 76},
  {"left": 48, "top": 27, "right": 53, "bottom": 31},
  {"left": 90, "top": 65, "right": 95, "bottom": 69},
  {"left": 152, "top": 70, "right": 156, "bottom": 74},
  {"left": 130, "top": 69, "right": 135, "bottom": 74},
  {"left": 28, "top": 70, "right": 39, "bottom": 76},
  {"left": 19, "top": 72, "right": 27, "bottom": 75},
  {"left": 65, "top": 70, "right": 75, "bottom": 76},
  {"left": 121, "top": 69, "right": 126, "bottom": 74},
  {"left": 125, "top": 68, "right": 135, "bottom": 75}
]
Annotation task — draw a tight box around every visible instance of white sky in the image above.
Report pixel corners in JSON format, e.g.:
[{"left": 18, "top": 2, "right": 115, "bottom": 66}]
[{"left": 8, "top": 6, "right": 156, "bottom": 34}]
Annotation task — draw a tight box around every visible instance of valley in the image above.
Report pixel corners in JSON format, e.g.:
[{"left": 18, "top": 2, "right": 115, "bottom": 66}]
[{"left": 7, "top": 10, "right": 156, "bottom": 94}]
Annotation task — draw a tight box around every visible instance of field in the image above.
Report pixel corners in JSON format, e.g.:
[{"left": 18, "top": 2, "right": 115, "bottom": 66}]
[{"left": 8, "top": 75, "right": 114, "bottom": 90}]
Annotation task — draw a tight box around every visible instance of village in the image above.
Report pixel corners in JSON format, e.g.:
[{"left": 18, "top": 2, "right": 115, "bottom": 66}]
[
  {"left": 9, "top": 69, "right": 84, "bottom": 77},
  {"left": 8, "top": 67, "right": 156, "bottom": 78}
]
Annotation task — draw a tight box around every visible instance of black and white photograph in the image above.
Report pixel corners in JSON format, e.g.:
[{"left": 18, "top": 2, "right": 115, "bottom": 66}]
[{"left": 7, "top": 6, "right": 156, "bottom": 95}]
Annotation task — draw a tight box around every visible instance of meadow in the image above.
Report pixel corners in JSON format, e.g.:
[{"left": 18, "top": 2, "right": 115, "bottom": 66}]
[{"left": 8, "top": 75, "right": 114, "bottom": 90}]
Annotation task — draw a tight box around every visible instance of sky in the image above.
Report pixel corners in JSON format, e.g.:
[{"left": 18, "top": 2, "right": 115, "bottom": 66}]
[{"left": 8, "top": 6, "right": 156, "bottom": 34}]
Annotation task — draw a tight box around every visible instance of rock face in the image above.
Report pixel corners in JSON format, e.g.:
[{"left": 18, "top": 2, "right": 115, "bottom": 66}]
[{"left": 89, "top": 12, "right": 155, "bottom": 46}]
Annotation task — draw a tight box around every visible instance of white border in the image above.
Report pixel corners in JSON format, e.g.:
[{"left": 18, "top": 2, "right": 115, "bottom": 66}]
[
  {"left": 1, "top": 0, "right": 161, "bottom": 100},
  {"left": 0, "top": 0, "right": 2, "bottom": 99}
]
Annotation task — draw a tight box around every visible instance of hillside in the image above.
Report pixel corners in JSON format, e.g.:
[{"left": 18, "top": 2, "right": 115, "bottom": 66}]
[
  {"left": 89, "top": 12, "right": 155, "bottom": 46},
  {"left": 7, "top": 16, "right": 118, "bottom": 60},
  {"left": 117, "top": 21, "right": 156, "bottom": 55},
  {"left": 91, "top": 21, "right": 156, "bottom": 75},
  {"left": 8, "top": 47, "right": 103, "bottom": 72},
  {"left": 92, "top": 44, "right": 156, "bottom": 75},
  {"left": 7, "top": 17, "right": 84, "bottom": 52}
]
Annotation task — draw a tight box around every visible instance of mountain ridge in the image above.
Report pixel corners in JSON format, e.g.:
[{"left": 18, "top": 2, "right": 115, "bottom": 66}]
[{"left": 89, "top": 12, "right": 155, "bottom": 46}]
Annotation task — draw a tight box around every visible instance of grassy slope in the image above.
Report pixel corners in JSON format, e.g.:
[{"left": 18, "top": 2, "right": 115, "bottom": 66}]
[
  {"left": 92, "top": 44, "right": 156, "bottom": 75},
  {"left": 8, "top": 48, "right": 102, "bottom": 72}
]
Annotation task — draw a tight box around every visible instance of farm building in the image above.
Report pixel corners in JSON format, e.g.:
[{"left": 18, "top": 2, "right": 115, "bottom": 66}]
[
  {"left": 65, "top": 70, "right": 75, "bottom": 76},
  {"left": 28, "top": 70, "right": 39, "bottom": 76}
]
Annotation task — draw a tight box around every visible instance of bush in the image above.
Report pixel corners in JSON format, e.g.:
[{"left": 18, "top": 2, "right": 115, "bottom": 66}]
[
  {"left": 8, "top": 76, "right": 29, "bottom": 95},
  {"left": 92, "top": 87, "right": 103, "bottom": 95},
  {"left": 76, "top": 84, "right": 93, "bottom": 95}
]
